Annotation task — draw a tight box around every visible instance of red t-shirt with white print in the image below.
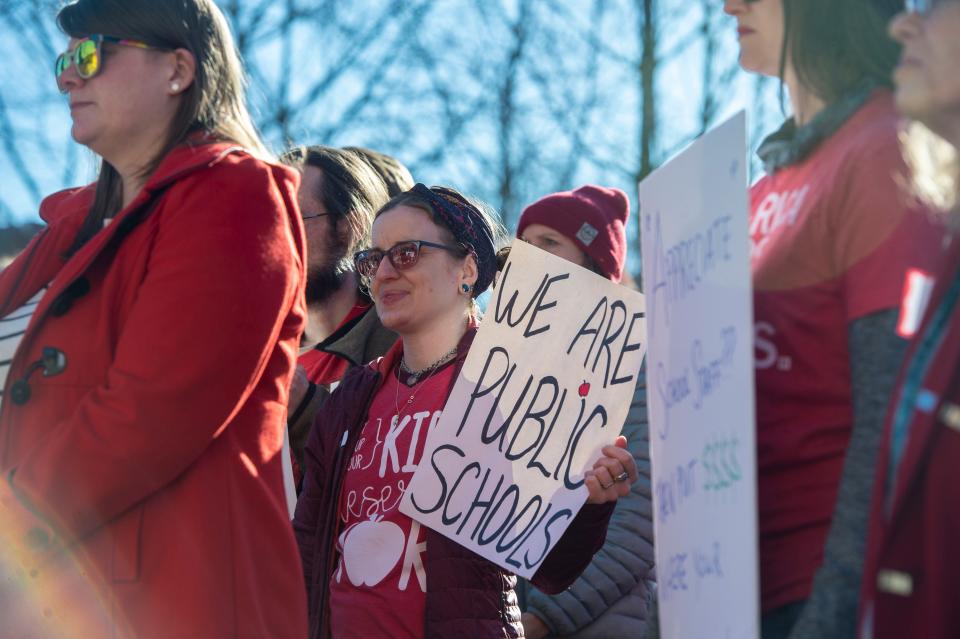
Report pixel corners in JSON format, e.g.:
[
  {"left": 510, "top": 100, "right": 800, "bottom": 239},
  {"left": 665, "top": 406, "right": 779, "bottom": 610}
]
[
  {"left": 751, "top": 91, "right": 942, "bottom": 612},
  {"left": 329, "top": 364, "right": 455, "bottom": 639}
]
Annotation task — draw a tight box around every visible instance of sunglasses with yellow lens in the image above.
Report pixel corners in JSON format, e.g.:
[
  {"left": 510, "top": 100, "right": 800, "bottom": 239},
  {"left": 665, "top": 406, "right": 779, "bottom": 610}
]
[{"left": 54, "top": 35, "right": 160, "bottom": 93}]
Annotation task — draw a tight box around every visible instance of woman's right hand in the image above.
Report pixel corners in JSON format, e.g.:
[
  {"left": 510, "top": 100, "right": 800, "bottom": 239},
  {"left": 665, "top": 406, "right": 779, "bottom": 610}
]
[{"left": 584, "top": 435, "right": 637, "bottom": 504}]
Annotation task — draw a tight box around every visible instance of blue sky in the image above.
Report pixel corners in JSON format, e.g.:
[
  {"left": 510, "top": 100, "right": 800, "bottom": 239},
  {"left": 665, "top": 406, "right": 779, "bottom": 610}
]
[{"left": 0, "top": 1, "right": 783, "bottom": 235}]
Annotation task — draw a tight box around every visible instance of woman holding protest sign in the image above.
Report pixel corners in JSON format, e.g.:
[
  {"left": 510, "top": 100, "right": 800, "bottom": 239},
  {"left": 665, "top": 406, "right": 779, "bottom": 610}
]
[
  {"left": 859, "top": 3, "right": 960, "bottom": 637},
  {"left": 293, "top": 183, "right": 637, "bottom": 639},
  {"left": 722, "top": 0, "right": 943, "bottom": 636},
  {"left": 509, "top": 185, "right": 655, "bottom": 639},
  {"left": 0, "top": 0, "right": 307, "bottom": 637}
]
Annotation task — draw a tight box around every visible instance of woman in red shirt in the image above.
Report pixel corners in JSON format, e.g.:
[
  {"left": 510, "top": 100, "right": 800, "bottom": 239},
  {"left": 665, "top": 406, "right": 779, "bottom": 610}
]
[
  {"left": 723, "top": 0, "right": 941, "bottom": 636},
  {"left": 293, "top": 184, "right": 637, "bottom": 639}
]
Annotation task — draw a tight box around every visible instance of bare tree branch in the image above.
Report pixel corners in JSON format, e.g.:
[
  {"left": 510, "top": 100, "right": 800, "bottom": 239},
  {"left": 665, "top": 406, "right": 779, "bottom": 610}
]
[{"left": 0, "top": 89, "right": 43, "bottom": 204}]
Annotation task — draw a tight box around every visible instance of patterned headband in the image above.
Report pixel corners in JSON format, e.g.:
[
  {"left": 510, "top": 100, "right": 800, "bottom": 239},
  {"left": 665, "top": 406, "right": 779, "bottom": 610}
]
[{"left": 410, "top": 183, "right": 497, "bottom": 295}]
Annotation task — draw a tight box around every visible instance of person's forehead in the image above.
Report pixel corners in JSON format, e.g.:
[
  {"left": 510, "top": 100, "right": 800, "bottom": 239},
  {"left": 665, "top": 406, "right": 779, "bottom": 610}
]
[
  {"left": 372, "top": 206, "right": 443, "bottom": 243},
  {"left": 524, "top": 223, "right": 567, "bottom": 239},
  {"left": 298, "top": 166, "right": 325, "bottom": 205}
]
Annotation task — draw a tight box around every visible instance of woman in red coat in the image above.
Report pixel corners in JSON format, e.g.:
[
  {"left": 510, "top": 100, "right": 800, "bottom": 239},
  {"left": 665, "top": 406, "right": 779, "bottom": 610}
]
[
  {"left": 860, "top": 2, "right": 960, "bottom": 637},
  {"left": 293, "top": 184, "right": 637, "bottom": 638},
  {"left": 0, "top": 1, "right": 308, "bottom": 637}
]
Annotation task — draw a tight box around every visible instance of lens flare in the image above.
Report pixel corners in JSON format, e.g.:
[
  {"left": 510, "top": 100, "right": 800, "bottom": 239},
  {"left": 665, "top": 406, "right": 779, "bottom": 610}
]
[{"left": 1, "top": 490, "right": 130, "bottom": 637}]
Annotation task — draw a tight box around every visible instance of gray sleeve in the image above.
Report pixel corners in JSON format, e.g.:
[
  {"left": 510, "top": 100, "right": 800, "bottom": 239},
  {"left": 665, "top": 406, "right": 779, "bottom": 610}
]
[
  {"left": 787, "top": 308, "right": 907, "bottom": 638},
  {"left": 525, "top": 364, "right": 656, "bottom": 635}
]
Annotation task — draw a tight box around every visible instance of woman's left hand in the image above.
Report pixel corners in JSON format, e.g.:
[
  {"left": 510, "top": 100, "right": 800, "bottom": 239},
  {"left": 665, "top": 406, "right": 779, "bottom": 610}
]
[{"left": 584, "top": 435, "right": 637, "bottom": 505}]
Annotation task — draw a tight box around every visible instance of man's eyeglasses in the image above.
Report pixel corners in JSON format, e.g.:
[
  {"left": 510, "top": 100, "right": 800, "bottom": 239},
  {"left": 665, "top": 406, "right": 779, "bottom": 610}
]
[
  {"left": 55, "top": 35, "right": 164, "bottom": 93},
  {"left": 301, "top": 211, "right": 332, "bottom": 221},
  {"left": 353, "top": 240, "right": 467, "bottom": 282}
]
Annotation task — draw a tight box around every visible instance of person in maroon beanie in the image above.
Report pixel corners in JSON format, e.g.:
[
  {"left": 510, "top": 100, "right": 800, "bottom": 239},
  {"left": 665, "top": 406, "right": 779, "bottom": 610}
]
[
  {"left": 513, "top": 185, "right": 656, "bottom": 639},
  {"left": 515, "top": 185, "right": 629, "bottom": 282},
  {"left": 859, "top": 3, "right": 960, "bottom": 638}
]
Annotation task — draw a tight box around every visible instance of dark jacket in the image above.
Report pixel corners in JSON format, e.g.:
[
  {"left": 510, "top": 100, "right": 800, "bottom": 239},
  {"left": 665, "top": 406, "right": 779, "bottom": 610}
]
[
  {"left": 293, "top": 328, "right": 615, "bottom": 639},
  {"left": 860, "top": 236, "right": 960, "bottom": 639},
  {"left": 316, "top": 301, "right": 398, "bottom": 368}
]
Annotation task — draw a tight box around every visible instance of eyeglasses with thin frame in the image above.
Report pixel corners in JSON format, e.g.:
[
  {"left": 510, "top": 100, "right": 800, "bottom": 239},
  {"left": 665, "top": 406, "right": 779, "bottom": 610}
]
[
  {"left": 907, "top": 0, "right": 954, "bottom": 15},
  {"left": 353, "top": 240, "right": 467, "bottom": 282},
  {"left": 55, "top": 34, "right": 164, "bottom": 93},
  {"left": 301, "top": 211, "right": 332, "bottom": 221}
]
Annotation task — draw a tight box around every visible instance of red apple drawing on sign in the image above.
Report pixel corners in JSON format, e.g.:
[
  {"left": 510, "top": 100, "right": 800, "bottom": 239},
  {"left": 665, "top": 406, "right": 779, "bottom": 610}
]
[
  {"left": 341, "top": 514, "right": 405, "bottom": 587},
  {"left": 578, "top": 380, "right": 590, "bottom": 397}
]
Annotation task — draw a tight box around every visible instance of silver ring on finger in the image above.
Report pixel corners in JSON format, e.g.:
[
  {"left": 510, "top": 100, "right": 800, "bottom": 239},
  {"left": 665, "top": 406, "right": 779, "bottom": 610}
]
[
  {"left": 615, "top": 471, "right": 629, "bottom": 483},
  {"left": 601, "top": 481, "right": 614, "bottom": 490}
]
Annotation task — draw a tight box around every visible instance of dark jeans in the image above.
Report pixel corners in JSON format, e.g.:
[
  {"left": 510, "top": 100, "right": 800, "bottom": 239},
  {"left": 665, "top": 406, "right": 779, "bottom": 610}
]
[{"left": 761, "top": 600, "right": 807, "bottom": 639}]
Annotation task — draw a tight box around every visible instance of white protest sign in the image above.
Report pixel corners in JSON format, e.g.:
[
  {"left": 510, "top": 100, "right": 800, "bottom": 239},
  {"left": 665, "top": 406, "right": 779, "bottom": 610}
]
[
  {"left": 639, "top": 112, "right": 759, "bottom": 639},
  {"left": 400, "top": 240, "right": 646, "bottom": 578}
]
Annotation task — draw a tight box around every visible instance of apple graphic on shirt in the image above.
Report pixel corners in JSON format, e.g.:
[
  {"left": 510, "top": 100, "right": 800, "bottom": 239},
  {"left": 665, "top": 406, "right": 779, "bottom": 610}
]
[
  {"left": 341, "top": 514, "right": 405, "bottom": 587},
  {"left": 578, "top": 380, "right": 590, "bottom": 398}
]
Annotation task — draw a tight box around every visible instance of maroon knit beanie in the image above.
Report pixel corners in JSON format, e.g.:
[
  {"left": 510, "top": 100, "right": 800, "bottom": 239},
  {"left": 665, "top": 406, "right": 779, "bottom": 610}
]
[{"left": 517, "top": 185, "right": 629, "bottom": 282}]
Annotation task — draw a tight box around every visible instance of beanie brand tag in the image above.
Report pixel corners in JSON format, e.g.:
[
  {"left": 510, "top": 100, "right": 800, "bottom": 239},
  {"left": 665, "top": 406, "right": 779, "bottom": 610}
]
[{"left": 576, "top": 222, "right": 598, "bottom": 246}]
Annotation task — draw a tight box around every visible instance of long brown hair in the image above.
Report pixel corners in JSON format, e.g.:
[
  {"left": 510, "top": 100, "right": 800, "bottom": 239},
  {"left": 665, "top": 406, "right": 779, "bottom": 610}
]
[
  {"left": 58, "top": 0, "right": 267, "bottom": 253},
  {"left": 779, "top": 0, "right": 903, "bottom": 105}
]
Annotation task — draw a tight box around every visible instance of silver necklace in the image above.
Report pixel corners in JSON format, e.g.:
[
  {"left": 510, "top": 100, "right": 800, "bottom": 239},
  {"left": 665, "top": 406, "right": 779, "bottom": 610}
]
[
  {"left": 399, "top": 346, "right": 458, "bottom": 385},
  {"left": 393, "top": 346, "right": 458, "bottom": 424}
]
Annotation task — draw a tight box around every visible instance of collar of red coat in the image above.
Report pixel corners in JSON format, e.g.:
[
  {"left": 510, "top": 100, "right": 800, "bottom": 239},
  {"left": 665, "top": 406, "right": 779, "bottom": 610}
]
[
  {"left": 3, "top": 141, "right": 277, "bottom": 323},
  {"left": 37, "top": 140, "right": 252, "bottom": 226}
]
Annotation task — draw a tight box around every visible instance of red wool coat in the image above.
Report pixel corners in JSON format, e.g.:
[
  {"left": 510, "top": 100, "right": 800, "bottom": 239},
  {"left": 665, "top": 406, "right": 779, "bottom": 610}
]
[
  {"left": 859, "top": 238, "right": 960, "bottom": 639},
  {"left": 0, "top": 142, "right": 308, "bottom": 638}
]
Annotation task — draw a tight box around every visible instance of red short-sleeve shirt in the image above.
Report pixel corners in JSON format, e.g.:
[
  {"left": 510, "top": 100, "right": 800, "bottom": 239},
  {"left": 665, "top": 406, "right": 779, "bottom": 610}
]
[
  {"left": 750, "top": 91, "right": 942, "bottom": 612},
  {"left": 328, "top": 364, "right": 455, "bottom": 638}
]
